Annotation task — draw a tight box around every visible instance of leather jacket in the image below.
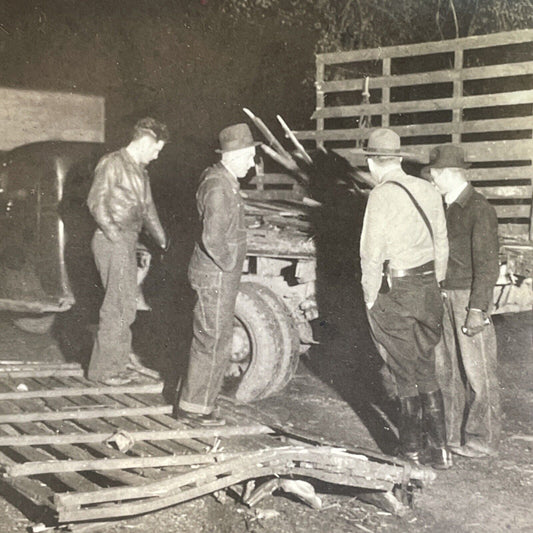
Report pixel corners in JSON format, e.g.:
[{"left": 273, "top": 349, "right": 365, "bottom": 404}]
[
  {"left": 87, "top": 148, "right": 166, "bottom": 246},
  {"left": 189, "top": 163, "right": 247, "bottom": 275}
]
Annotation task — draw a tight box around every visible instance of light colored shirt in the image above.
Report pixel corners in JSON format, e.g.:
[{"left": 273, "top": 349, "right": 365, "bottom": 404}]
[
  {"left": 445, "top": 181, "right": 468, "bottom": 206},
  {"left": 360, "top": 168, "right": 449, "bottom": 306}
]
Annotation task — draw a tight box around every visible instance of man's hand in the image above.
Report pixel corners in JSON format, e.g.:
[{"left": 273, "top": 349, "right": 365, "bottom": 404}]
[
  {"left": 366, "top": 301, "right": 375, "bottom": 310},
  {"left": 462, "top": 309, "right": 488, "bottom": 337}
]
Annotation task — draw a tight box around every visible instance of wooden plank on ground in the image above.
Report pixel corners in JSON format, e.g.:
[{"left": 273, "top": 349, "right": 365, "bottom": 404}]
[
  {"left": 6, "top": 450, "right": 246, "bottom": 477},
  {"left": 0, "top": 382, "right": 163, "bottom": 400},
  {"left": 0, "top": 378, "right": 151, "bottom": 488},
  {"left": 46, "top": 376, "right": 211, "bottom": 463},
  {"left": 0, "top": 368, "right": 83, "bottom": 379},
  {"left": 57, "top": 376, "right": 209, "bottom": 456},
  {"left": 0, "top": 384, "right": 103, "bottom": 494},
  {"left": 31, "top": 378, "right": 172, "bottom": 482},
  {"left": 0, "top": 404, "right": 173, "bottom": 424},
  {"left": 0, "top": 362, "right": 82, "bottom": 371},
  {"left": 0, "top": 422, "right": 274, "bottom": 447}
]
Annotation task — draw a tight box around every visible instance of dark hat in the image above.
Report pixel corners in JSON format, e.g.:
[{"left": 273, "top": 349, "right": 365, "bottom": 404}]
[
  {"left": 352, "top": 128, "right": 411, "bottom": 157},
  {"left": 216, "top": 123, "right": 261, "bottom": 153},
  {"left": 423, "top": 144, "right": 471, "bottom": 170},
  {"left": 134, "top": 117, "right": 169, "bottom": 143}
]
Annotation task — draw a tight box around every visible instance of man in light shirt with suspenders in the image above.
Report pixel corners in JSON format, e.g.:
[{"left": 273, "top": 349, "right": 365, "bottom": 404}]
[{"left": 358, "top": 129, "right": 452, "bottom": 469}]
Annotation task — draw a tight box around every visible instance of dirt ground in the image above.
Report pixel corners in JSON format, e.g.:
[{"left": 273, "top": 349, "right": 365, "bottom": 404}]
[{"left": 0, "top": 276, "right": 531, "bottom": 533}]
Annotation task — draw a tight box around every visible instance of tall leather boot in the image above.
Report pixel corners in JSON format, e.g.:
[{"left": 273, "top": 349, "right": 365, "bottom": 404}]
[
  {"left": 399, "top": 395, "right": 422, "bottom": 465},
  {"left": 421, "top": 389, "right": 453, "bottom": 470}
]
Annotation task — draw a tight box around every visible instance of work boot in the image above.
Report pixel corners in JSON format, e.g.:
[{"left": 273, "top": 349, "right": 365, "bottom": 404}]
[
  {"left": 398, "top": 395, "right": 423, "bottom": 465},
  {"left": 175, "top": 408, "right": 226, "bottom": 427},
  {"left": 420, "top": 389, "right": 453, "bottom": 470}
]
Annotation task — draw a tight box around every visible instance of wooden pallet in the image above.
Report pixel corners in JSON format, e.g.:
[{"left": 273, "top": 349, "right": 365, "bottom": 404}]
[{"left": 0, "top": 362, "right": 435, "bottom": 530}]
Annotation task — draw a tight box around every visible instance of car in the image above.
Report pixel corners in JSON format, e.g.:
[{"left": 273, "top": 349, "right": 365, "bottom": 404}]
[{"left": 0, "top": 141, "right": 320, "bottom": 401}]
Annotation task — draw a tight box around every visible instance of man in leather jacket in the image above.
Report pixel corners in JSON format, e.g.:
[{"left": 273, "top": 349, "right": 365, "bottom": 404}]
[
  {"left": 87, "top": 117, "right": 169, "bottom": 386},
  {"left": 176, "top": 123, "right": 259, "bottom": 426}
]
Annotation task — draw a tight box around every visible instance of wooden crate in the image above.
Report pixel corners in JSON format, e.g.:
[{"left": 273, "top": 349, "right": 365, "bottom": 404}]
[
  {"left": 0, "top": 362, "right": 434, "bottom": 530},
  {"left": 296, "top": 29, "right": 533, "bottom": 238}
]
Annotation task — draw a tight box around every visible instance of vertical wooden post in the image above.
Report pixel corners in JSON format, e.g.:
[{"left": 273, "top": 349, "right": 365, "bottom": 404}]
[
  {"left": 316, "top": 56, "right": 325, "bottom": 150},
  {"left": 382, "top": 57, "right": 391, "bottom": 128}
]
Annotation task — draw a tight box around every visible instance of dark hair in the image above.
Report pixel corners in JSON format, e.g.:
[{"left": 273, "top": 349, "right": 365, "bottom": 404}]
[{"left": 132, "top": 117, "right": 169, "bottom": 143}]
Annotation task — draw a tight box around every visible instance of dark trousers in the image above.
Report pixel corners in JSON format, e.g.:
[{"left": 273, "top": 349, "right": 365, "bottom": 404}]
[
  {"left": 368, "top": 275, "right": 443, "bottom": 398},
  {"left": 435, "top": 289, "right": 501, "bottom": 453},
  {"left": 88, "top": 230, "right": 138, "bottom": 380},
  {"left": 179, "top": 268, "right": 241, "bottom": 415}
]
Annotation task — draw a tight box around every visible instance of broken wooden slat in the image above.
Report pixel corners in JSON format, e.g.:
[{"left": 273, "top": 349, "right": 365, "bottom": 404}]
[
  {"left": 5, "top": 450, "right": 246, "bottom": 477},
  {"left": 55, "top": 443, "right": 427, "bottom": 523},
  {"left": 57, "top": 463, "right": 292, "bottom": 522},
  {"left": 55, "top": 445, "right": 420, "bottom": 510},
  {"left": 56, "top": 448, "right": 291, "bottom": 508}
]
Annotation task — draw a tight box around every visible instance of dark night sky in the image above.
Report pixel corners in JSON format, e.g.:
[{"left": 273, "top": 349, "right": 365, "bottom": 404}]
[{"left": 0, "top": 0, "right": 317, "bottom": 182}]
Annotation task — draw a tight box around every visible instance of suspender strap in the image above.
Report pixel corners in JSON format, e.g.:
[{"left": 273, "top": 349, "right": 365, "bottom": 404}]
[{"left": 386, "top": 181, "right": 434, "bottom": 242}]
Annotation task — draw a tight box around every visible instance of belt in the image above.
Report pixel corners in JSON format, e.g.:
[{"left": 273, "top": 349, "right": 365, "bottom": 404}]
[{"left": 389, "top": 260, "right": 435, "bottom": 278}]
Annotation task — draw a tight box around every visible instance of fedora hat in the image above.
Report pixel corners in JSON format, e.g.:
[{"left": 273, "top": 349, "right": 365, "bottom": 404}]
[
  {"left": 352, "top": 128, "right": 411, "bottom": 157},
  {"left": 216, "top": 123, "right": 261, "bottom": 153},
  {"left": 423, "top": 144, "right": 471, "bottom": 170}
]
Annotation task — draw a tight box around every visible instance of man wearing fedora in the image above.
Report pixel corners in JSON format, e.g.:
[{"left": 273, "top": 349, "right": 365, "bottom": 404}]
[
  {"left": 358, "top": 128, "right": 451, "bottom": 468},
  {"left": 176, "top": 123, "right": 259, "bottom": 426},
  {"left": 426, "top": 144, "right": 501, "bottom": 458}
]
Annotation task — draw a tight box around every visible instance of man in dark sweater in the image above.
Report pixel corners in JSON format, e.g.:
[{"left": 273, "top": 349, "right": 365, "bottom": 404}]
[{"left": 426, "top": 144, "right": 501, "bottom": 458}]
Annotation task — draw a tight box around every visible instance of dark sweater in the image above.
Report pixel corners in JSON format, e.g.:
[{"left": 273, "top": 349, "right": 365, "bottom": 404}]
[{"left": 442, "top": 184, "right": 499, "bottom": 311}]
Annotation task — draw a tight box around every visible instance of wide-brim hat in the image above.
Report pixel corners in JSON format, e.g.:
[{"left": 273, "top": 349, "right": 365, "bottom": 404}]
[
  {"left": 215, "top": 123, "right": 261, "bottom": 153},
  {"left": 422, "top": 144, "right": 471, "bottom": 172},
  {"left": 351, "top": 128, "right": 412, "bottom": 157}
]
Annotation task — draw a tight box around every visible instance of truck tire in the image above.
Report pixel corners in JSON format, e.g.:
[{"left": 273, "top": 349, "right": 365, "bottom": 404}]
[
  {"left": 13, "top": 313, "right": 56, "bottom": 335},
  {"left": 252, "top": 285, "right": 300, "bottom": 397},
  {"left": 226, "top": 282, "right": 292, "bottom": 402}
]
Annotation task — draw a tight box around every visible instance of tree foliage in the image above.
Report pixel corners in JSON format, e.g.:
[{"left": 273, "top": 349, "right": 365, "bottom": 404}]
[{"left": 217, "top": 0, "right": 533, "bottom": 52}]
